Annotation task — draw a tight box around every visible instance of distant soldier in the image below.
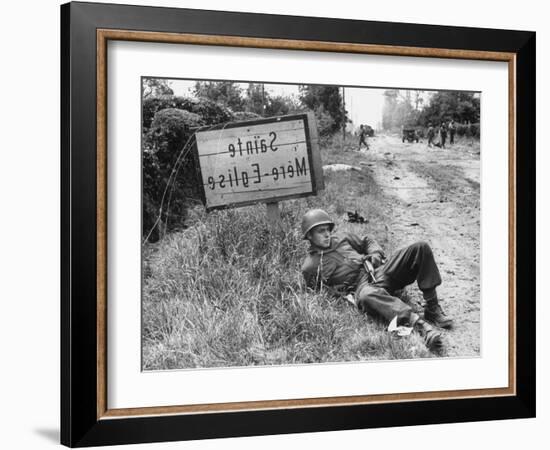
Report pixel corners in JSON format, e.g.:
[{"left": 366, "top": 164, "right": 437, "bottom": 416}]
[
  {"left": 358, "top": 124, "right": 369, "bottom": 150},
  {"left": 427, "top": 123, "right": 435, "bottom": 147},
  {"left": 439, "top": 122, "right": 447, "bottom": 148},
  {"left": 300, "top": 209, "right": 454, "bottom": 353},
  {"left": 449, "top": 119, "right": 456, "bottom": 145}
]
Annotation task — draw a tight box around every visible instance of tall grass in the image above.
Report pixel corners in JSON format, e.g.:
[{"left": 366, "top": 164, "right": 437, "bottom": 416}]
[{"left": 142, "top": 139, "right": 432, "bottom": 370}]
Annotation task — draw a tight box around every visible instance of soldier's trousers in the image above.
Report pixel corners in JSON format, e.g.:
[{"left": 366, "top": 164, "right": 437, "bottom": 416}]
[{"left": 355, "top": 241, "right": 442, "bottom": 324}]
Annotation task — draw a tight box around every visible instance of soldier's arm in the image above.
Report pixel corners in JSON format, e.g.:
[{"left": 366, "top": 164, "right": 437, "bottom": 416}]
[
  {"left": 342, "top": 232, "right": 385, "bottom": 258},
  {"left": 363, "top": 235, "right": 385, "bottom": 259}
]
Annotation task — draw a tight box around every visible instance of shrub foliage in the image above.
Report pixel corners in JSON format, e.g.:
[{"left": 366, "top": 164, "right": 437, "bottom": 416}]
[{"left": 142, "top": 97, "right": 234, "bottom": 241}]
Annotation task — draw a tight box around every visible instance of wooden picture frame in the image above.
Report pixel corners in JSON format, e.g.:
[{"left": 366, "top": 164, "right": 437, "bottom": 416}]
[{"left": 61, "top": 1, "right": 535, "bottom": 447}]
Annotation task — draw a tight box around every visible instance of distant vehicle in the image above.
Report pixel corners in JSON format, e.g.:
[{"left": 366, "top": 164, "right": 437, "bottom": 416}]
[{"left": 402, "top": 128, "right": 419, "bottom": 143}]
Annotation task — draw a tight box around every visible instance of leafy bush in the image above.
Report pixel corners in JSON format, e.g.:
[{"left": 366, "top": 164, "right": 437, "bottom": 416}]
[
  {"left": 143, "top": 108, "right": 202, "bottom": 241},
  {"left": 142, "top": 96, "right": 236, "bottom": 241},
  {"left": 455, "top": 123, "right": 480, "bottom": 138},
  {"left": 232, "top": 111, "right": 262, "bottom": 121},
  {"left": 142, "top": 95, "right": 233, "bottom": 130},
  {"left": 314, "top": 105, "right": 336, "bottom": 138}
]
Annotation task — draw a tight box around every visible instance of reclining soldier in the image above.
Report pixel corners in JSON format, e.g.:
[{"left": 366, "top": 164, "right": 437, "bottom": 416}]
[{"left": 300, "top": 209, "right": 453, "bottom": 352}]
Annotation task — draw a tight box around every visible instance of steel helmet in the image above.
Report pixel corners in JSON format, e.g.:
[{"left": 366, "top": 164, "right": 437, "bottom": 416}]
[{"left": 301, "top": 209, "right": 334, "bottom": 239}]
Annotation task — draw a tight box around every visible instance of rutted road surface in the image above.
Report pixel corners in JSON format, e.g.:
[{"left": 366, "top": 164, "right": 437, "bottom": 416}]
[{"left": 362, "top": 134, "right": 481, "bottom": 357}]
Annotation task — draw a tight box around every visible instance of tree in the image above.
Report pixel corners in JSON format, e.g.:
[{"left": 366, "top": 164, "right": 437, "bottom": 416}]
[
  {"left": 193, "top": 81, "right": 245, "bottom": 111},
  {"left": 382, "top": 89, "right": 417, "bottom": 130},
  {"left": 264, "top": 94, "right": 301, "bottom": 117},
  {"left": 419, "top": 91, "right": 480, "bottom": 126},
  {"left": 244, "top": 83, "right": 267, "bottom": 116},
  {"left": 413, "top": 91, "right": 425, "bottom": 111},
  {"left": 382, "top": 90, "right": 399, "bottom": 130},
  {"left": 143, "top": 78, "right": 174, "bottom": 98},
  {"left": 298, "top": 85, "right": 346, "bottom": 134}
]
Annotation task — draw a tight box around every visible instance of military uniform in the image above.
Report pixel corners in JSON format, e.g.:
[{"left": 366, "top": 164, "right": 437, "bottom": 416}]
[
  {"left": 301, "top": 232, "right": 443, "bottom": 324},
  {"left": 427, "top": 125, "right": 435, "bottom": 147},
  {"left": 358, "top": 127, "right": 369, "bottom": 150},
  {"left": 449, "top": 120, "right": 456, "bottom": 144},
  {"left": 439, "top": 124, "right": 447, "bottom": 148}
]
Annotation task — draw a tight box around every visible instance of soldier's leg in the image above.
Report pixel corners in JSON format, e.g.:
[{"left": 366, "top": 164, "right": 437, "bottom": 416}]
[
  {"left": 355, "top": 283, "right": 444, "bottom": 352},
  {"left": 355, "top": 284, "right": 414, "bottom": 324},
  {"left": 377, "top": 241, "right": 441, "bottom": 296},
  {"left": 376, "top": 241, "right": 453, "bottom": 329}
]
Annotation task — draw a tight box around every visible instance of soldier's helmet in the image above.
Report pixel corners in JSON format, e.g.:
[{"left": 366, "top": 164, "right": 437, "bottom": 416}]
[{"left": 301, "top": 209, "right": 334, "bottom": 239}]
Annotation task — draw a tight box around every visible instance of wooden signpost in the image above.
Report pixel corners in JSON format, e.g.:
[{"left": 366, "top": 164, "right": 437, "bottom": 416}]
[{"left": 194, "top": 113, "right": 324, "bottom": 224}]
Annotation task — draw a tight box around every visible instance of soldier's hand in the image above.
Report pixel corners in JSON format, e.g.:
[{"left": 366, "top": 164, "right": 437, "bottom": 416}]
[{"left": 365, "top": 253, "right": 383, "bottom": 268}]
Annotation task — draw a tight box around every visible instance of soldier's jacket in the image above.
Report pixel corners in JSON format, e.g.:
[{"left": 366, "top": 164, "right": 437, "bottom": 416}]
[
  {"left": 301, "top": 232, "right": 385, "bottom": 292},
  {"left": 427, "top": 126, "right": 435, "bottom": 138}
]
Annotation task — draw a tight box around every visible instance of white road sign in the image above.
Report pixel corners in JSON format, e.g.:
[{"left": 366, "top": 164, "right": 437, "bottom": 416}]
[{"left": 195, "top": 114, "right": 322, "bottom": 210}]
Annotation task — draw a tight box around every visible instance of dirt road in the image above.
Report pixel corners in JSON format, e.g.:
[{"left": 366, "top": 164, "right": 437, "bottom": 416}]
[{"left": 360, "top": 134, "right": 481, "bottom": 357}]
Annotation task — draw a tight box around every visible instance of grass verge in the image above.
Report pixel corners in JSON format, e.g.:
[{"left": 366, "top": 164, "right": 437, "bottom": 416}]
[{"left": 142, "top": 136, "right": 433, "bottom": 370}]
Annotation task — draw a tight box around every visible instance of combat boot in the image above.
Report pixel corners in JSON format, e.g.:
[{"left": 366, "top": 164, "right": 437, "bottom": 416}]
[
  {"left": 424, "top": 301, "right": 453, "bottom": 329},
  {"left": 414, "top": 318, "right": 444, "bottom": 354}
]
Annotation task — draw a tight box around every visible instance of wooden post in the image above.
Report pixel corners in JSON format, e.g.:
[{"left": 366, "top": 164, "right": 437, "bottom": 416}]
[
  {"left": 306, "top": 111, "right": 325, "bottom": 192},
  {"left": 266, "top": 202, "right": 282, "bottom": 229}
]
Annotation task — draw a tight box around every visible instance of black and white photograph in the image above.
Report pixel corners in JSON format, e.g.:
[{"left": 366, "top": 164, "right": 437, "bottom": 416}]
[
  {"left": 0, "top": 0, "right": 542, "bottom": 447},
  {"left": 141, "top": 78, "right": 481, "bottom": 370}
]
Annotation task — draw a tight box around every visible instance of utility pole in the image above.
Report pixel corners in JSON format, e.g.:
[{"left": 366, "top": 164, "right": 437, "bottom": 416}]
[
  {"left": 350, "top": 95, "right": 353, "bottom": 136},
  {"left": 262, "top": 84, "right": 266, "bottom": 117},
  {"left": 342, "top": 86, "right": 346, "bottom": 143}
]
